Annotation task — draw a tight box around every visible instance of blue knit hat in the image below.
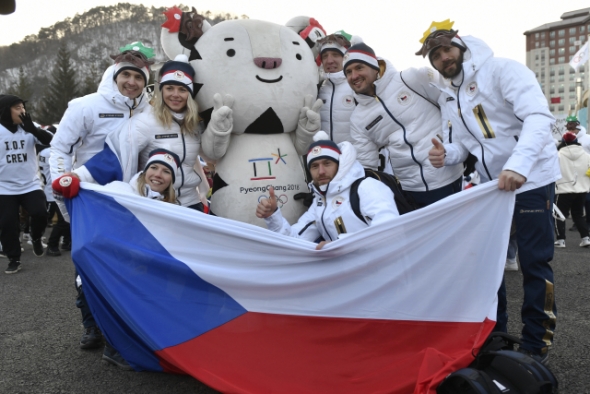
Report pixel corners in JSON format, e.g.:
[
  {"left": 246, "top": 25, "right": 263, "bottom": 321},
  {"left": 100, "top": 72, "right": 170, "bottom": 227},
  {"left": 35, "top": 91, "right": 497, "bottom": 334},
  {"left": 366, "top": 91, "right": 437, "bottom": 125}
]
[{"left": 159, "top": 54, "right": 196, "bottom": 97}]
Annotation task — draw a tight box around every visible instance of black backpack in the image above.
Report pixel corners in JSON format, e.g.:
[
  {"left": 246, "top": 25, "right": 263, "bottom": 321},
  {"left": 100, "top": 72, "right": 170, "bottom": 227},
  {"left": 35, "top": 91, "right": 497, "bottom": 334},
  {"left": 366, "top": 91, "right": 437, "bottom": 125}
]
[
  {"left": 349, "top": 169, "right": 417, "bottom": 223},
  {"left": 437, "top": 332, "right": 558, "bottom": 394}
]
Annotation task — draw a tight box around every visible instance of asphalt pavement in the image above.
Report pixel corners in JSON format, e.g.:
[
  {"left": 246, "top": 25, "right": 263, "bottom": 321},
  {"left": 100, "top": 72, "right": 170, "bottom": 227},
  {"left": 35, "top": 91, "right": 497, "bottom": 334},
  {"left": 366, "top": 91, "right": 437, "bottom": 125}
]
[{"left": 1, "top": 221, "right": 589, "bottom": 393}]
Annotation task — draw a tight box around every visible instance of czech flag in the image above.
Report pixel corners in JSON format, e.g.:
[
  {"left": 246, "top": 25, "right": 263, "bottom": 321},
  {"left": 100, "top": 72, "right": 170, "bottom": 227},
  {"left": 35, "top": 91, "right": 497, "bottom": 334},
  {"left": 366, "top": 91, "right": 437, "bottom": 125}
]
[{"left": 67, "top": 181, "right": 514, "bottom": 393}]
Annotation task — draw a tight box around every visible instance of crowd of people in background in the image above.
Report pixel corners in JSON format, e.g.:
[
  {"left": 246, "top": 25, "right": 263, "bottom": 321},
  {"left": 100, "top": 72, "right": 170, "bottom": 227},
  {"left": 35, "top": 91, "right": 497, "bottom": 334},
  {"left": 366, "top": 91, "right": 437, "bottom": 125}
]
[{"left": 2, "top": 18, "right": 588, "bottom": 371}]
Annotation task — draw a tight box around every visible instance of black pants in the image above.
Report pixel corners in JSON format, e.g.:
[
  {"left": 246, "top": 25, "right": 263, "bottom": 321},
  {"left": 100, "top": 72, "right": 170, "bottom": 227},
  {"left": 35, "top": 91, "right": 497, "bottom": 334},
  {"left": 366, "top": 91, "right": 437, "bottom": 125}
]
[
  {"left": 0, "top": 190, "right": 48, "bottom": 261},
  {"left": 47, "top": 201, "right": 71, "bottom": 248},
  {"left": 555, "top": 192, "right": 589, "bottom": 240}
]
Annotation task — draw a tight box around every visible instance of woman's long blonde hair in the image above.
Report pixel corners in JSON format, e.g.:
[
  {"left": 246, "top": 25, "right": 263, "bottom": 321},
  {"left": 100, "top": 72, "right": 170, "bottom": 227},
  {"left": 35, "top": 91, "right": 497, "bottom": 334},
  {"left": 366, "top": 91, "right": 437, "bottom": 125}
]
[
  {"left": 137, "top": 172, "right": 177, "bottom": 204},
  {"left": 152, "top": 85, "right": 200, "bottom": 136}
]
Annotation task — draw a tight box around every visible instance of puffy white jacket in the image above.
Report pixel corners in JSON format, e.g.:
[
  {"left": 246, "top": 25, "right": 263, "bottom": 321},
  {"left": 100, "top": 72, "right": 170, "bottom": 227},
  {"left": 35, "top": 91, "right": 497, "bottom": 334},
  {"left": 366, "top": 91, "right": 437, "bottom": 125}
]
[
  {"left": 318, "top": 71, "right": 356, "bottom": 144},
  {"left": 76, "top": 106, "right": 205, "bottom": 207},
  {"left": 264, "top": 142, "right": 399, "bottom": 241},
  {"left": 555, "top": 144, "right": 590, "bottom": 194},
  {"left": 575, "top": 126, "right": 590, "bottom": 155},
  {"left": 350, "top": 59, "right": 464, "bottom": 192},
  {"left": 38, "top": 147, "right": 54, "bottom": 202},
  {"left": 435, "top": 36, "right": 560, "bottom": 193},
  {"left": 49, "top": 64, "right": 150, "bottom": 181}
]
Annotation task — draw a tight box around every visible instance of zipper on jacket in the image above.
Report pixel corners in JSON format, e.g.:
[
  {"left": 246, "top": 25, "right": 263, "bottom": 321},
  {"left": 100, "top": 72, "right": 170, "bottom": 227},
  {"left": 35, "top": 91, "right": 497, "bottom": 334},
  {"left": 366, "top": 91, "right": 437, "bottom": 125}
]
[
  {"left": 177, "top": 130, "right": 187, "bottom": 200},
  {"left": 448, "top": 121, "right": 453, "bottom": 143},
  {"left": 329, "top": 79, "right": 335, "bottom": 140},
  {"left": 455, "top": 84, "right": 492, "bottom": 180},
  {"left": 374, "top": 95, "right": 429, "bottom": 191},
  {"left": 318, "top": 184, "right": 333, "bottom": 241}
]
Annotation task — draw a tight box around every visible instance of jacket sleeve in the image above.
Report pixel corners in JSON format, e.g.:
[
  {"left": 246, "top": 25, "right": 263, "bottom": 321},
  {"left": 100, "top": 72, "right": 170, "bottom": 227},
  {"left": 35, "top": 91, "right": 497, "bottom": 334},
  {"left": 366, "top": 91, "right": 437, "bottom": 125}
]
[
  {"left": 264, "top": 207, "right": 320, "bottom": 242},
  {"left": 49, "top": 101, "right": 93, "bottom": 181},
  {"left": 497, "top": 60, "right": 555, "bottom": 179},
  {"left": 404, "top": 67, "right": 442, "bottom": 105},
  {"left": 350, "top": 119, "right": 380, "bottom": 170},
  {"left": 358, "top": 178, "right": 399, "bottom": 226}
]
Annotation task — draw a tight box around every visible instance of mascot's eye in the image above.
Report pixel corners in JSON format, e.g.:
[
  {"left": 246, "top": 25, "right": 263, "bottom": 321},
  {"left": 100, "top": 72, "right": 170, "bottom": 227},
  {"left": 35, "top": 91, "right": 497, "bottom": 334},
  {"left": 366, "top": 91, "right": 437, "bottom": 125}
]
[
  {"left": 227, "top": 49, "right": 236, "bottom": 57},
  {"left": 296, "top": 54, "right": 302, "bottom": 60}
]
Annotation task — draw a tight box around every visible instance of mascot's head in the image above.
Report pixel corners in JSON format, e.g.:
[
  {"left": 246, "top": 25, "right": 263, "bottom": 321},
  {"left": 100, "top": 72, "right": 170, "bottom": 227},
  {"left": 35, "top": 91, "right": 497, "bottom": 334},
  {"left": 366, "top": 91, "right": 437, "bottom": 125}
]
[{"left": 161, "top": 7, "right": 325, "bottom": 135}]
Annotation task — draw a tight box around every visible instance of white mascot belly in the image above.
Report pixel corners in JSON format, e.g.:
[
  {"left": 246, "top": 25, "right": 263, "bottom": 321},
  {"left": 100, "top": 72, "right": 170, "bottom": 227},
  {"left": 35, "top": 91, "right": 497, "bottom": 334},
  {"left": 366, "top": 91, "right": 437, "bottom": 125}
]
[{"left": 161, "top": 7, "right": 325, "bottom": 226}]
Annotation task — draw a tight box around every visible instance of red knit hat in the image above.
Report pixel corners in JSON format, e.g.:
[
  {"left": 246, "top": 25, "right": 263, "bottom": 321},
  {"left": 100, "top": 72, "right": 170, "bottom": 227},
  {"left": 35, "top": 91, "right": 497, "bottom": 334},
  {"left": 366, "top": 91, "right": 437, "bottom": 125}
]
[{"left": 562, "top": 132, "right": 578, "bottom": 144}]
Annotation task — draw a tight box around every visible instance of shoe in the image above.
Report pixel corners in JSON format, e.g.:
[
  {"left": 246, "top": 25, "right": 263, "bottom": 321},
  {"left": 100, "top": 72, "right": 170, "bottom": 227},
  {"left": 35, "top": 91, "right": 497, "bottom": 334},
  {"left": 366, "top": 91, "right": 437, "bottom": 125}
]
[
  {"left": 518, "top": 347, "right": 549, "bottom": 366},
  {"left": 5, "top": 260, "right": 21, "bottom": 274},
  {"left": 22, "top": 233, "right": 31, "bottom": 241},
  {"left": 61, "top": 242, "right": 71, "bottom": 251},
  {"left": 80, "top": 326, "right": 103, "bottom": 349},
  {"left": 32, "top": 238, "right": 45, "bottom": 257},
  {"left": 554, "top": 239, "right": 565, "bottom": 248},
  {"left": 505, "top": 258, "right": 518, "bottom": 271},
  {"left": 102, "top": 343, "right": 134, "bottom": 371},
  {"left": 27, "top": 239, "right": 47, "bottom": 248},
  {"left": 580, "top": 237, "right": 590, "bottom": 247},
  {"left": 46, "top": 247, "right": 61, "bottom": 257}
]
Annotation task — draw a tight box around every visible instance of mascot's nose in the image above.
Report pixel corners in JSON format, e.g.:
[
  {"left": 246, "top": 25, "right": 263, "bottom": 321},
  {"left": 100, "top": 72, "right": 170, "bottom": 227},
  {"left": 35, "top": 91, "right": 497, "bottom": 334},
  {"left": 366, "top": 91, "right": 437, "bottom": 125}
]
[{"left": 254, "top": 57, "right": 282, "bottom": 69}]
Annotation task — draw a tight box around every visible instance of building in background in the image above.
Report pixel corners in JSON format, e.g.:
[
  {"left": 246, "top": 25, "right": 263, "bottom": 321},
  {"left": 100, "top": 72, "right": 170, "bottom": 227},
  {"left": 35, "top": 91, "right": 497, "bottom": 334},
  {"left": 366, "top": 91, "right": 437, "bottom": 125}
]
[{"left": 524, "top": 8, "right": 590, "bottom": 119}]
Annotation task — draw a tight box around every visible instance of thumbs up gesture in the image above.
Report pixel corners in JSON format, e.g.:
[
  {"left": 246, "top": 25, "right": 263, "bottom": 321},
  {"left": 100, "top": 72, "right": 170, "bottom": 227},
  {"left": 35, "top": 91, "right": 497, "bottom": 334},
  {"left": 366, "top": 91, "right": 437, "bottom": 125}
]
[
  {"left": 428, "top": 138, "right": 446, "bottom": 168},
  {"left": 256, "top": 186, "right": 278, "bottom": 218}
]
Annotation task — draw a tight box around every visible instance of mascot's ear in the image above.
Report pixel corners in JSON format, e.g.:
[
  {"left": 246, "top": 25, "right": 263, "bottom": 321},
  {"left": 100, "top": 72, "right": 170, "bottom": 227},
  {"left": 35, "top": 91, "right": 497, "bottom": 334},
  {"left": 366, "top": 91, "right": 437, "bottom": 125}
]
[
  {"left": 285, "top": 16, "right": 326, "bottom": 58},
  {"left": 161, "top": 6, "right": 212, "bottom": 61}
]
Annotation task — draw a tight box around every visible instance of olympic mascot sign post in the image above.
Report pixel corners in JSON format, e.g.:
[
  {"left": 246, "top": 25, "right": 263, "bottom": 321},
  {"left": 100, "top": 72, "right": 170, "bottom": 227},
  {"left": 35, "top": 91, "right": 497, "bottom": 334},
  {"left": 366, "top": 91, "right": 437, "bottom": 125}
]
[{"left": 161, "top": 7, "right": 326, "bottom": 226}]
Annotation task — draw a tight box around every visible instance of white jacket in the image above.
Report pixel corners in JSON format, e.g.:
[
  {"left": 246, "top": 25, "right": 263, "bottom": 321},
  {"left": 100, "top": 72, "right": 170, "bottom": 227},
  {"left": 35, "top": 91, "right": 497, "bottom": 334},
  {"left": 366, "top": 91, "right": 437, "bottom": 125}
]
[
  {"left": 435, "top": 36, "right": 560, "bottom": 193},
  {"left": 49, "top": 64, "right": 150, "bottom": 181},
  {"left": 76, "top": 106, "right": 205, "bottom": 207},
  {"left": 264, "top": 142, "right": 399, "bottom": 241},
  {"left": 318, "top": 71, "right": 356, "bottom": 144},
  {"left": 38, "top": 147, "right": 54, "bottom": 202},
  {"left": 350, "top": 59, "right": 464, "bottom": 192},
  {"left": 555, "top": 144, "right": 590, "bottom": 194}
]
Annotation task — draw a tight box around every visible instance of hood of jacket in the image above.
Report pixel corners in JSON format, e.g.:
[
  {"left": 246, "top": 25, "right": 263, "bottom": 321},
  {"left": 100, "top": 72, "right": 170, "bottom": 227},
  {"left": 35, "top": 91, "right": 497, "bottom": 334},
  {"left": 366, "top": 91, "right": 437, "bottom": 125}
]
[
  {"left": 310, "top": 141, "right": 365, "bottom": 198},
  {"left": 353, "top": 58, "right": 398, "bottom": 106},
  {"left": 559, "top": 144, "right": 587, "bottom": 161},
  {"left": 98, "top": 64, "right": 148, "bottom": 112}
]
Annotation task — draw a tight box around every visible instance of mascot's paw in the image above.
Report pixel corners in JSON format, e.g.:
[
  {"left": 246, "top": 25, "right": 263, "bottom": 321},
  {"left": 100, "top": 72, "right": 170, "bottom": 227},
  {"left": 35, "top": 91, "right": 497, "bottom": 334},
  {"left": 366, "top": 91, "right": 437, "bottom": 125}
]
[
  {"left": 52, "top": 175, "right": 80, "bottom": 198},
  {"left": 298, "top": 95, "right": 323, "bottom": 132},
  {"left": 210, "top": 93, "right": 234, "bottom": 133}
]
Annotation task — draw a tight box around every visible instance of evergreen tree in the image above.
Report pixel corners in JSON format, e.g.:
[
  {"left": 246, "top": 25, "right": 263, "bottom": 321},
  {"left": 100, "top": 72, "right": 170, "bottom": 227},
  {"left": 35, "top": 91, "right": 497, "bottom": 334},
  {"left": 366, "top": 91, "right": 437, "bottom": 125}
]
[
  {"left": 37, "top": 42, "right": 79, "bottom": 125},
  {"left": 79, "top": 62, "right": 100, "bottom": 96},
  {"left": 7, "top": 67, "right": 35, "bottom": 113}
]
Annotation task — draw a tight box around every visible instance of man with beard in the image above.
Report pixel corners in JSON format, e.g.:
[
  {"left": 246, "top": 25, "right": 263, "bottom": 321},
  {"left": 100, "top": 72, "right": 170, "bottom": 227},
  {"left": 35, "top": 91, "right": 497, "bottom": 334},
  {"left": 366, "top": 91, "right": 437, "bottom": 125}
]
[
  {"left": 344, "top": 43, "right": 463, "bottom": 208},
  {"left": 421, "top": 20, "right": 559, "bottom": 365}
]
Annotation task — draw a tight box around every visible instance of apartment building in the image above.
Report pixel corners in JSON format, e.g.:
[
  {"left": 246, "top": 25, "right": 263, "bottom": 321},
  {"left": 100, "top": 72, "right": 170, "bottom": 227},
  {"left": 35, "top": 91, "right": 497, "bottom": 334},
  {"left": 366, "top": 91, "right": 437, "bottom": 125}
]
[{"left": 524, "top": 8, "right": 590, "bottom": 117}]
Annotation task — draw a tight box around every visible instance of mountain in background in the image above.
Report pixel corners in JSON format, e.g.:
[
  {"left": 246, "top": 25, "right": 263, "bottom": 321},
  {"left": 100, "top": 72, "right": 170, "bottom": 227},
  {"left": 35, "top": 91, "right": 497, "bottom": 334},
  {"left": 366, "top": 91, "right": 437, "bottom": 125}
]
[{"left": 0, "top": 3, "right": 246, "bottom": 118}]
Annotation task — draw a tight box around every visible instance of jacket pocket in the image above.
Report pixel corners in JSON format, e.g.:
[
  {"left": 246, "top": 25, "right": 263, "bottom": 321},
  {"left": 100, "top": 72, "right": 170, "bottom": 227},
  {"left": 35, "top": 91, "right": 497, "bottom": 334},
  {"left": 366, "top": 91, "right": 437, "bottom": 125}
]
[{"left": 472, "top": 104, "right": 496, "bottom": 139}]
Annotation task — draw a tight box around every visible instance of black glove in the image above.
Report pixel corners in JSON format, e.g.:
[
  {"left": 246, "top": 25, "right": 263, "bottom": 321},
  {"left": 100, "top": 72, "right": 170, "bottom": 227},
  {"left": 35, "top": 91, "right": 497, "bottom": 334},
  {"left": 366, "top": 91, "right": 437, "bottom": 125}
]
[
  {"left": 294, "top": 192, "right": 314, "bottom": 208},
  {"left": 19, "top": 113, "right": 52, "bottom": 145}
]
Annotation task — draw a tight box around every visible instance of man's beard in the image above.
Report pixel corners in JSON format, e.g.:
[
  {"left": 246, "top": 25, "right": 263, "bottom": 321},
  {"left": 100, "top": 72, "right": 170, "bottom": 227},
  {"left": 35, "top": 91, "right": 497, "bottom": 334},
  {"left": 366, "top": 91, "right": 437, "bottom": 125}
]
[{"left": 440, "top": 51, "right": 464, "bottom": 79}]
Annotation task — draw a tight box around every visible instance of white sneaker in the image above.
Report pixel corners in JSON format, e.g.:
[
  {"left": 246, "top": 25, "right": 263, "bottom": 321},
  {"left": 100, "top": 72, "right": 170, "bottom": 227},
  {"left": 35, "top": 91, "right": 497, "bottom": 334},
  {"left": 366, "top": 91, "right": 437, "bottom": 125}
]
[
  {"left": 580, "top": 237, "right": 590, "bottom": 247},
  {"left": 554, "top": 239, "right": 566, "bottom": 248},
  {"left": 505, "top": 258, "right": 518, "bottom": 271}
]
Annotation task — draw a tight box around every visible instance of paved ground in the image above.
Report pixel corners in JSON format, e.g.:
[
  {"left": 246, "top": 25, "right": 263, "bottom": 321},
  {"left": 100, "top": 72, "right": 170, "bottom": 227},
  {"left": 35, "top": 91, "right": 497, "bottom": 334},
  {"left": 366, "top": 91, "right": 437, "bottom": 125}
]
[{"left": 1, "top": 221, "right": 588, "bottom": 393}]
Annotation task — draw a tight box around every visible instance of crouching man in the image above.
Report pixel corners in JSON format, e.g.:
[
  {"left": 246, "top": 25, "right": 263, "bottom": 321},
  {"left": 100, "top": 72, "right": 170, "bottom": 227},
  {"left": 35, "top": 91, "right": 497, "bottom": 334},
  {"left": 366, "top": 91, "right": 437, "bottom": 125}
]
[{"left": 256, "top": 131, "right": 399, "bottom": 249}]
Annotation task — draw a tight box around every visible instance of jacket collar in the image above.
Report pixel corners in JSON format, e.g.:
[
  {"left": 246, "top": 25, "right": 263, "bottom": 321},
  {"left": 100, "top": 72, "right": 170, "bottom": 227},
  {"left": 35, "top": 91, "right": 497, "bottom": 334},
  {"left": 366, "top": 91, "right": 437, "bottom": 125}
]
[
  {"left": 353, "top": 58, "right": 397, "bottom": 106},
  {"left": 98, "top": 64, "right": 148, "bottom": 112},
  {"left": 310, "top": 142, "right": 366, "bottom": 198}
]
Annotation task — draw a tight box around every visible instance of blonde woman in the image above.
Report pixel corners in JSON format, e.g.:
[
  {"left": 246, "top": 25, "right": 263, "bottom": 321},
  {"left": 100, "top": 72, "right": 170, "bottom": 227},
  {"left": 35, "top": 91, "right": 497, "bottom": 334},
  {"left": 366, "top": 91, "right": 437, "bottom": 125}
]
[{"left": 74, "top": 54, "right": 209, "bottom": 211}]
